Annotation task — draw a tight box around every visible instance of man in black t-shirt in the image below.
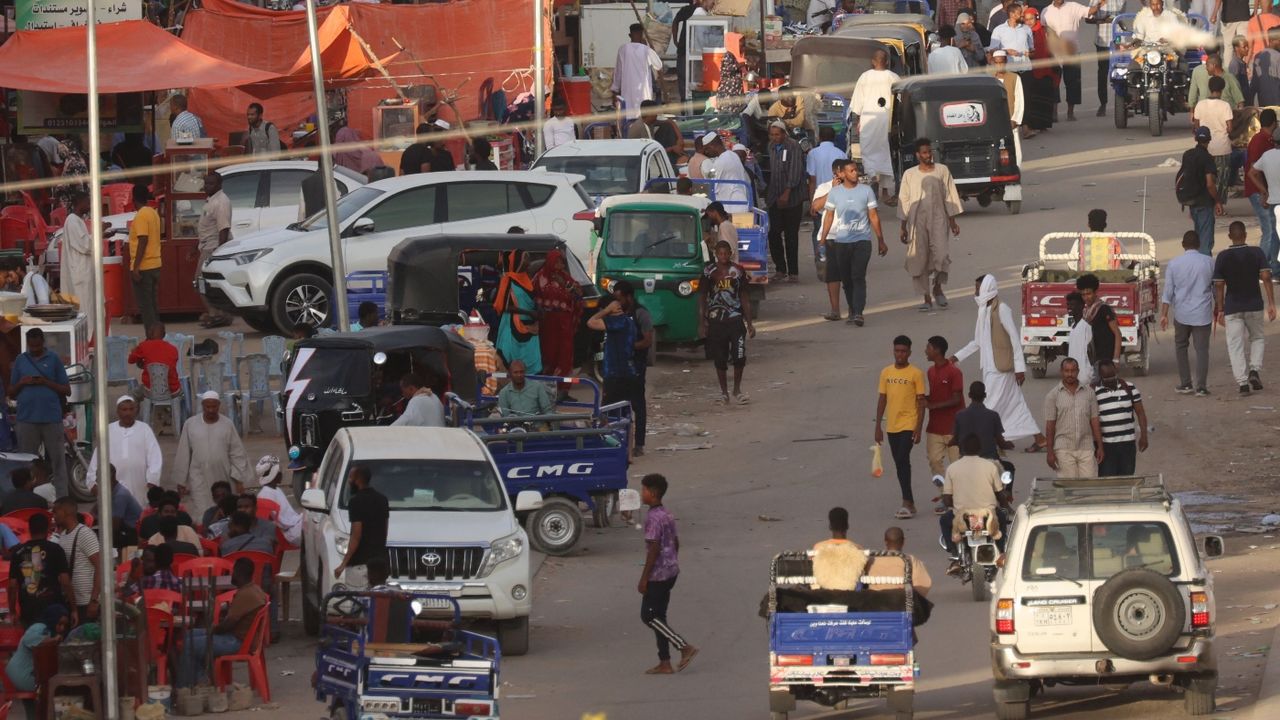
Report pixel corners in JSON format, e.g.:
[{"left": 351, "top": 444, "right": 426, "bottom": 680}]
[
  {"left": 399, "top": 123, "right": 435, "bottom": 176},
  {"left": 336, "top": 465, "right": 389, "bottom": 589},
  {"left": 1220, "top": 0, "right": 1254, "bottom": 71},
  {"left": 1214, "top": 221, "right": 1277, "bottom": 395},
  {"left": 1181, "top": 127, "right": 1225, "bottom": 254},
  {"left": 7, "top": 513, "right": 71, "bottom": 628},
  {"left": 1, "top": 467, "right": 49, "bottom": 515},
  {"left": 950, "top": 381, "right": 1014, "bottom": 461},
  {"left": 1076, "top": 273, "right": 1122, "bottom": 375}
]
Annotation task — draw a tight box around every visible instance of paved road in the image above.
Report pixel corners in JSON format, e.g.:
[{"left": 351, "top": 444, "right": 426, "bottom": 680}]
[{"left": 159, "top": 86, "right": 1280, "bottom": 720}]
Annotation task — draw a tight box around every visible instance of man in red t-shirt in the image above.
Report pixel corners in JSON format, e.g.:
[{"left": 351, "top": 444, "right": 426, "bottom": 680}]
[
  {"left": 924, "top": 336, "right": 964, "bottom": 510},
  {"left": 1247, "top": 108, "right": 1280, "bottom": 276},
  {"left": 127, "top": 322, "right": 181, "bottom": 393}
]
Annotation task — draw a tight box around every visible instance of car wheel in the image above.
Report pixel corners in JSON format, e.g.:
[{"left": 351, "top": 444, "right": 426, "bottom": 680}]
[
  {"left": 590, "top": 491, "right": 617, "bottom": 529},
  {"left": 496, "top": 616, "right": 530, "bottom": 656},
  {"left": 302, "top": 543, "right": 320, "bottom": 637},
  {"left": 526, "top": 497, "right": 583, "bottom": 556},
  {"left": 1092, "top": 568, "right": 1185, "bottom": 660},
  {"left": 970, "top": 570, "right": 991, "bottom": 602},
  {"left": 1182, "top": 672, "right": 1216, "bottom": 715},
  {"left": 242, "top": 311, "right": 279, "bottom": 335},
  {"left": 271, "top": 272, "right": 334, "bottom": 331},
  {"left": 994, "top": 700, "right": 1029, "bottom": 720}
]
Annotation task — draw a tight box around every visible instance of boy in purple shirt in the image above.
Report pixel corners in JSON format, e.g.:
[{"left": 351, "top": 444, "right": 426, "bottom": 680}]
[{"left": 638, "top": 473, "right": 698, "bottom": 674}]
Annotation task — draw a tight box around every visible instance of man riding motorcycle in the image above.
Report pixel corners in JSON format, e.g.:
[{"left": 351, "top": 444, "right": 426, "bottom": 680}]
[
  {"left": 940, "top": 433, "right": 1012, "bottom": 575},
  {"left": 1130, "top": 0, "right": 1190, "bottom": 46}
]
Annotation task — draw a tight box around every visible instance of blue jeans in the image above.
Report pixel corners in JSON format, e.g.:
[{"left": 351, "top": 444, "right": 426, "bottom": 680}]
[
  {"left": 1255, "top": 193, "right": 1280, "bottom": 275},
  {"left": 178, "top": 630, "right": 241, "bottom": 687},
  {"left": 1190, "top": 204, "right": 1216, "bottom": 256}
]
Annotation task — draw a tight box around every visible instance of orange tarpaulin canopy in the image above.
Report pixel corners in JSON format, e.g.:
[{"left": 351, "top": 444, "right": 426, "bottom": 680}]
[
  {"left": 254, "top": 4, "right": 401, "bottom": 97},
  {"left": 0, "top": 20, "right": 279, "bottom": 94}
]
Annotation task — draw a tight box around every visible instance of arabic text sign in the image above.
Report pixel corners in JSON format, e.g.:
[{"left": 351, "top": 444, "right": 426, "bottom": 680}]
[
  {"left": 17, "top": 0, "right": 141, "bottom": 30},
  {"left": 940, "top": 101, "right": 986, "bottom": 129}
]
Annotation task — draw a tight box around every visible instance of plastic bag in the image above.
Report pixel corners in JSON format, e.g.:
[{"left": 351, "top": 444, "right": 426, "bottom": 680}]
[{"left": 870, "top": 444, "right": 883, "bottom": 478}]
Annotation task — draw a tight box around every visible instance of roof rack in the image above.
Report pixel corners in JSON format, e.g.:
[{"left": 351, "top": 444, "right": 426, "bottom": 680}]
[{"left": 1027, "top": 475, "right": 1171, "bottom": 510}]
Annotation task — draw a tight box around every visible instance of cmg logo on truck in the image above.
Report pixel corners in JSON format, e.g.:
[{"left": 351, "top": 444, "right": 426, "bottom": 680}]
[{"left": 507, "top": 463, "right": 595, "bottom": 479}]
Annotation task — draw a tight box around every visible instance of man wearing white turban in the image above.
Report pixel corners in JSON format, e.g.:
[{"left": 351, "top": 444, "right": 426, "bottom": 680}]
[
  {"left": 951, "top": 275, "right": 1047, "bottom": 449},
  {"left": 171, "top": 391, "right": 250, "bottom": 519}
]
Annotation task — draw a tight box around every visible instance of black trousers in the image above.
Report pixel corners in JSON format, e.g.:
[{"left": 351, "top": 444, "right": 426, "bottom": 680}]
[
  {"left": 767, "top": 204, "right": 803, "bottom": 276},
  {"left": 1062, "top": 61, "right": 1082, "bottom": 106},
  {"left": 1098, "top": 440, "right": 1137, "bottom": 476},
  {"left": 887, "top": 430, "right": 915, "bottom": 504},
  {"left": 604, "top": 366, "right": 646, "bottom": 448},
  {"left": 1096, "top": 45, "right": 1110, "bottom": 106},
  {"left": 827, "top": 241, "right": 873, "bottom": 316},
  {"left": 641, "top": 576, "right": 687, "bottom": 661}
]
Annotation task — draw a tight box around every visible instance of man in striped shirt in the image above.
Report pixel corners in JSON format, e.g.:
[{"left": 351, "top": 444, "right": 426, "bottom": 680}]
[{"left": 1094, "top": 359, "right": 1148, "bottom": 477}]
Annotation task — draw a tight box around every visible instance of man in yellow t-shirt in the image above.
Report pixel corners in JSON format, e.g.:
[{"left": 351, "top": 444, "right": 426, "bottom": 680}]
[
  {"left": 875, "top": 335, "right": 926, "bottom": 519},
  {"left": 128, "top": 184, "right": 163, "bottom": 330}
]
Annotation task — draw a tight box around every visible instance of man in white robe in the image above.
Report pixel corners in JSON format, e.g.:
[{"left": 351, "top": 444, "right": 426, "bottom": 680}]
[
  {"left": 702, "top": 133, "right": 751, "bottom": 207},
  {"left": 171, "top": 391, "right": 250, "bottom": 519},
  {"left": 951, "top": 275, "right": 1047, "bottom": 448},
  {"left": 86, "top": 395, "right": 163, "bottom": 503},
  {"left": 611, "top": 23, "right": 664, "bottom": 121},
  {"left": 848, "top": 49, "right": 900, "bottom": 205},
  {"left": 59, "top": 191, "right": 96, "bottom": 340}
]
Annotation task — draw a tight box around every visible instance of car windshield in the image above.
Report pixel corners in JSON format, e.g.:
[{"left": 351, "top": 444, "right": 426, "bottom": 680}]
[
  {"left": 535, "top": 156, "right": 639, "bottom": 197},
  {"left": 301, "top": 186, "right": 385, "bottom": 230},
  {"left": 1022, "top": 521, "right": 1179, "bottom": 580},
  {"left": 606, "top": 210, "right": 700, "bottom": 259},
  {"left": 339, "top": 459, "right": 506, "bottom": 512}
]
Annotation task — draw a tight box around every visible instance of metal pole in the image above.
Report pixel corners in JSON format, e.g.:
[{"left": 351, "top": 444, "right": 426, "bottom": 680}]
[
  {"left": 305, "top": 0, "right": 350, "bottom": 331},
  {"left": 533, "top": 0, "right": 546, "bottom": 158},
  {"left": 759, "top": 0, "right": 769, "bottom": 80},
  {"left": 84, "top": 2, "right": 119, "bottom": 718}
]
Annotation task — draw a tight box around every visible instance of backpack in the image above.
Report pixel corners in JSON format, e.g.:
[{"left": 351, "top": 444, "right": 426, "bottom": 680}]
[
  {"left": 1175, "top": 150, "right": 1205, "bottom": 205},
  {"left": 601, "top": 314, "right": 639, "bottom": 379}
]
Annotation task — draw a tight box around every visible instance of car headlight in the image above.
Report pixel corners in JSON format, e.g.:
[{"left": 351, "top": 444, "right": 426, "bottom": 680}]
[
  {"left": 334, "top": 533, "right": 349, "bottom": 557},
  {"left": 599, "top": 277, "right": 616, "bottom": 292},
  {"left": 214, "top": 248, "right": 273, "bottom": 266},
  {"left": 677, "top": 279, "right": 699, "bottom": 297},
  {"left": 478, "top": 531, "right": 524, "bottom": 577},
  {"left": 1144, "top": 50, "right": 1162, "bottom": 66}
]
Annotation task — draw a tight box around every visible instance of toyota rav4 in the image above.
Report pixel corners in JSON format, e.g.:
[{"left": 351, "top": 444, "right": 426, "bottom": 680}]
[{"left": 989, "top": 476, "right": 1223, "bottom": 719}]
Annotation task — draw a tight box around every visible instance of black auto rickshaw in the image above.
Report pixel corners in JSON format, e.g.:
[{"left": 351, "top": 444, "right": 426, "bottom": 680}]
[
  {"left": 283, "top": 325, "right": 477, "bottom": 493},
  {"left": 386, "top": 233, "right": 605, "bottom": 370},
  {"left": 891, "top": 75, "right": 1024, "bottom": 215}
]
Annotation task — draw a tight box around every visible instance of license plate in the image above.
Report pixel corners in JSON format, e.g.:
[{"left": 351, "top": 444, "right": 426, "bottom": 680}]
[
  {"left": 196, "top": 276, "right": 207, "bottom": 294},
  {"left": 1033, "top": 607, "right": 1073, "bottom": 626},
  {"left": 417, "top": 597, "right": 454, "bottom": 610}
]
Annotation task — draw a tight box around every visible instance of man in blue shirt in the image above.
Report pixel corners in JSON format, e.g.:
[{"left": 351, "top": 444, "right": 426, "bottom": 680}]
[
  {"left": 105, "top": 466, "right": 143, "bottom": 548},
  {"left": 9, "top": 329, "right": 70, "bottom": 497},
  {"left": 1160, "top": 231, "right": 1215, "bottom": 396},
  {"left": 818, "top": 159, "right": 888, "bottom": 327}
]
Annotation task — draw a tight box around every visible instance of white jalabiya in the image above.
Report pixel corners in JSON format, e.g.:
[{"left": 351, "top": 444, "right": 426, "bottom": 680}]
[
  {"left": 611, "top": 42, "right": 663, "bottom": 120},
  {"left": 953, "top": 275, "right": 1042, "bottom": 439},
  {"left": 86, "top": 419, "right": 163, "bottom": 501}
]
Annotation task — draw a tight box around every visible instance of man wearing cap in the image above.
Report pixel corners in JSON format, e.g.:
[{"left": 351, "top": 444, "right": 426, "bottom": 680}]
[
  {"left": 86, "top": 395, "right": 162, "bottom": 505},
  {"left": 848, "top": 49, "right": 900, "bottom": 208},
  {"left": 703, "top": 202, "right": 740, "bottom": 261},
  {"left": 703, "top": 134, "right": 751, "bottom": 207},
  {"left": 766, "top": 121, "right": 808, "bottom": 282},
  {"left": 955, "top": 13, "right": 986, "bottom": 68},
  {"left": 1182, "top": 127, "right": 1226, "bottom": 255},
  {"left": 172, "top": 392, "right": 251, "bottom": 519},
  {"left": 628, "top": 100, "right": 684, "bottom": 164},
  {"left": 253, "top": 456, "right": 302, "bottom": 546},
  {"left": 611, "top": 23, "right": 663, "bottom": 120}
]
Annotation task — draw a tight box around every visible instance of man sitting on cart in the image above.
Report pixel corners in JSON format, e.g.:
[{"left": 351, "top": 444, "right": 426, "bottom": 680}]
[{"left": 497, "top": 360, "right": 555, "bottom": 424}]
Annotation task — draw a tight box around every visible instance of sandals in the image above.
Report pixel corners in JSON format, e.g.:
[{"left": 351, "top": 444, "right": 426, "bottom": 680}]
[
  {"left": 734, "top": 392, "right": 750, "bottom": 405},
  {"left": 1023, "top": 442, "right": 1046, "bottom": 454},
  {"left": 916, "top": 303, "right": 933, "bottom": 313},
  {"left": 823, "top": 312, "right": 842, "bottom": 321},
  {"left": 894, "top": 507, "right": 915, "bottom": 519}
]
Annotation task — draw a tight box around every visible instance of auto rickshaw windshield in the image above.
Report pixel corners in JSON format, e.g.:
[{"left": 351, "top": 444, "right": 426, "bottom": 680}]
[
  {"left": 607, "top": 211, "right": 701, "bottom": 259},
  {"left": 289, "top": 347, "right": 374, "bottom": 398}
]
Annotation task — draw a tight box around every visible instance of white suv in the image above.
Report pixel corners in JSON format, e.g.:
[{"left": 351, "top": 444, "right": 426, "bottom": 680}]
[
  {"left": 298, "top": 426, "right": 541, "bottom": 655},
  {"left": 199, "top": 170, "right": 593, "bottom": 334},
  {"left": 989, "top": 476, "right": 1223, "bottom": 719}
]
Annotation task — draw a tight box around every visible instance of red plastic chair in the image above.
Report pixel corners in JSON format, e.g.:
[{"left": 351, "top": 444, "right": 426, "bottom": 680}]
[
  {"left": 213, "top": 603, "right": 270, "bottom": 701},
  {"left": 0, "top": 206, "right": 30, "bottom": 222},
  {"left": 48, "top": 205, "right": 68, "bottom": 230},
  {"left": 2, "top": 509, "right": 52, "bottom": 527},
  {"left": 115, "top": 561, "right": 133, "bottom": 586},
  {"left": 143, "top": 605, "right": 174, "bottom": 685},
  {"left": 200, "top": 537, "right": 221, "bottom": 558},
  {"left": 222, "top": 551, "right": 276, "bottom": 595},
  {"left": 0, "top": 699, "right": 11, "bottom": 720},
  {"left": 0, "top": 218, "right": 28, "bottom": 251},
  {"left": 18, "top": 193, "right": 49, "bottom": 256},
  {"left": 143, "top": 588, "right": 184, "bottom": 616},
  {"left": 254, "top": 498, "right": 279, "bottom": 523},
  {"left": 176, "top": 555, "right": 233, "bottom": 578},
  {"left": 212, "top": 589, "right": 236, "bottom": 622},
  {"left": 103, "top": 184, "right": 135, "bottom": 215},
  {"left": 78, "top": 512, "right": 93, "bottom": 528},
  {"left": 0, "top": 518, "right": 29, "bottom": 545}
]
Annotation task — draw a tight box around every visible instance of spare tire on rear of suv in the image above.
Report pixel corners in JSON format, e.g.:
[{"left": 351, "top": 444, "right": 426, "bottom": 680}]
[{"left": 1092, "top": 568, "right": 1186, "bottom": 661}]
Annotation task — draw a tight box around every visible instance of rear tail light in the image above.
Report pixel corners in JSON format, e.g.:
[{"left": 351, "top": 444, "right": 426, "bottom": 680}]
[
  {"left": 739, "top": 261, "right": 764, "bottom": 270},
  {"left": 869, "top": 653, "right": 907, "bottom": 666},
  {"left": 573, "top": 210, "right": 596, "bottom": 222},
  {"left": 1117, "top": 314, "right": 1136, "bottom": 326},
  {"left": 775, "top": 654, "right": 814, "bottom": 666},
  {"left": 1026, "top": 316, "right": 1057, "bottom": 327},
  {"left": 996, "top": 598, "right": 1015, "bottom": 634},
  {"left": 1190, "top": 591, "right": 1210, "bottom": 628},
  {"left": 999, "top": 148, "right": 1011, "bottom": 166},
  {"left": 454, "top": 700, "right": 493, "bottom": 716}
]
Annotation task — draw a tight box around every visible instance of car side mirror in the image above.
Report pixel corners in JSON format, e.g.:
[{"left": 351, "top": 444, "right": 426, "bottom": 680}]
[
  {"left": 352, "top": 217, "right": 375, "bottom": 235},
  {"left": 514, "top": 490, "right": 543, "bottom": 513},
  {"left": 301, "top": 488, "right": 328, "bottom": 512},
  {"left": 1203, "top": 535, "right": 1224, "bottom": 558}
]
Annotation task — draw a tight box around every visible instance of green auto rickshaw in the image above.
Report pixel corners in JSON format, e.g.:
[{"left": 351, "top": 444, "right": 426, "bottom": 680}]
[{"left": 594, "top": 194, "right": 710, "bottom": 345}]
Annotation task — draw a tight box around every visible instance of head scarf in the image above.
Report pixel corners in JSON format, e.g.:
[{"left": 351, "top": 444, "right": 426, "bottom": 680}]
[
  {"left": 40, "top": 604, "right": 69, "bottom": 632},
  {"left": 334, "top": 126, "right": 382, "bottom": 174},
  {"left": 533, "top": 249, "right": 582, "bottom": 317},
  {"left": 716, "top": 53, "right": 746, "bottom": 114},
  {"left": 256, "top": 455, "right": 281, "bottom": 486},
  {"left": 972, "top": 274, "right": 1003, "bottom": 373}
]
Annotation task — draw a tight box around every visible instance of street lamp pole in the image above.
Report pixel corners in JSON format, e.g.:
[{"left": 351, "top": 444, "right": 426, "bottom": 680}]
[{"left": 534, "top": 0, "right": 546, "bottom": 157}]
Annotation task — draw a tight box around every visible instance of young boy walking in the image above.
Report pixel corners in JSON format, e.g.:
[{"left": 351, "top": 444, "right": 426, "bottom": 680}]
[
  {"left": 638, "top": 473, "right": 698, "bottom": 674},
  {"left": 875, "top": 335, "right": 927, "bottom": 519}
]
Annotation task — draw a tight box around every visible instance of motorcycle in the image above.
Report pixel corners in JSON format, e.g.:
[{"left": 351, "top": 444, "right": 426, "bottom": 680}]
[
  {"left": 941, "top": 464, "right": 1014, "bottom": 602},
  {"left": 1107, "top": 13, "right": 1209, "bottom": 137}
]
